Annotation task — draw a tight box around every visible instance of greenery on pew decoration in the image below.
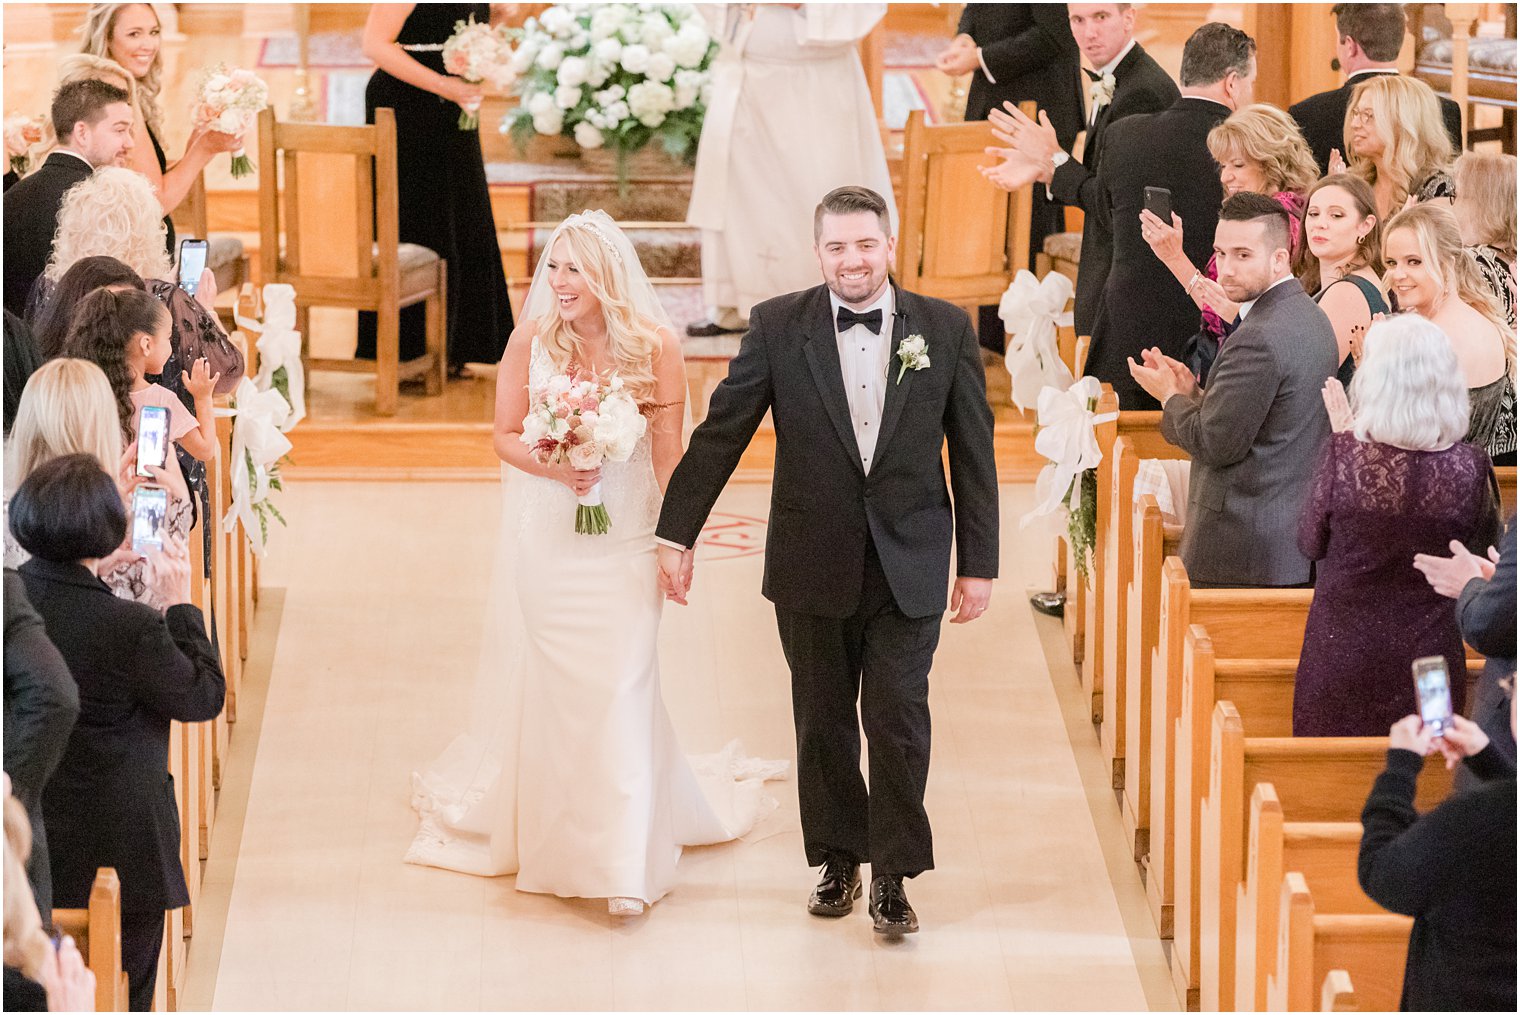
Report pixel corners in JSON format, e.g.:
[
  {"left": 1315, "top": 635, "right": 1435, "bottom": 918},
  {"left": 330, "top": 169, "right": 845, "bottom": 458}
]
[
  {"left": 1068, "top": 467, "right": 1098, "bottom": 582},
  {"left": 246, "top": 449, "right": 288, "bottom": 545}
]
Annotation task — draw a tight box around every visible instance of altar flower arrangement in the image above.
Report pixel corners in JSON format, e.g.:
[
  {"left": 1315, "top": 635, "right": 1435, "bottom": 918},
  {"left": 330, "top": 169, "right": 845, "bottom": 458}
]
[
  {"left": 4, "top": 113, "right": 43, "bottom": 176},
  {"left": 442, "top": 17, "right": 519, "bottom": 130},
  {"left": 521, "top": 370, "right": 648, "bottom": 534},
  {"left": 503, "top": 3, "right": 717, "bottom": 191},
  {"left": 191, "top": 65, "right": 270, "bottom": 178}
]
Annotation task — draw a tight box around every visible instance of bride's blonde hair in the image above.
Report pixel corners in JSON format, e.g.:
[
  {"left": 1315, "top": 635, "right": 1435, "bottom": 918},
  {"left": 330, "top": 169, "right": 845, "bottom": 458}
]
[{"left": 534, "top": 220, "right": 663, "bottom": 405}]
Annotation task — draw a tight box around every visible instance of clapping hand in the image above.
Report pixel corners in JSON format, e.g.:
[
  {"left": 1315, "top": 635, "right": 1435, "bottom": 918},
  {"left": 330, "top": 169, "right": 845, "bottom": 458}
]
[
  {"left": 656, "top": 543, "right": 694, "bottom": 606},
  {"left": 1328, "top": 148, "right": 1348, "bottom": 176},
  {"left": 182, "top": 357, "right": 221, "bottom": 401},
  {"left": 1191, "top": 275, "right": 1240, "bottom": 324},
  {"left": 1321, "top": 377, "right": 1354, "bottom": 433},
  {"left": 979, "top": 146, "right": 1045, "bottom": 193},
  {"left": 988, "top": 102, "right": 1061, "bottom": 173},
  {"left": 1413, "top": 539, "right": 1500, "bottom": 599},
  {"left": 1127, "top": 346, "right": 1198, "bottom": 405}
]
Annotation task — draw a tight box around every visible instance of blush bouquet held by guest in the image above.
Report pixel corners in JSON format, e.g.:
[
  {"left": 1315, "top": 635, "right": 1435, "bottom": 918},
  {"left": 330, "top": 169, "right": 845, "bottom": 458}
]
[
  {"left": 1337, "top": 74, "right": 1456, "bottom": 218},
  {"left": 1452, "top": 151, "right": 1517, "bottom": 329},
  {"left": 1297, "top": 315, "right": 1500, "bottom": 737},
  {"left": 1138, "top": 102, "right": 1317, "bottom": 379},
  {"left": 1383, "top": 203, "right": 1516, "bottom": 465},
  {"left": 1300, "top": 173, "right": 1388, "bottom": 385}
]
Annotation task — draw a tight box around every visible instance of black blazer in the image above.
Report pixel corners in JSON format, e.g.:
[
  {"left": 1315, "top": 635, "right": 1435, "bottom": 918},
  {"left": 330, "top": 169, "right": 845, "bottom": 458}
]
[
  {"left": 1456, "top": 517, "right": 1517, "bottom": 786},
  {"left": 957, "top": 3, "right": 1083, "bottom": 148},
  {"left": 1047, "top": 42, "right": 1178, "bottom": 336},
  {"left": 19, "top": 558, "right": 224, "bottom": 914},
  {"left": 1088, "top": 96, "right": 1229, "bottom": 410},
  {"left": 3, "top": 569, "right": 79, "bottom": 916},
  {"left": 1, "top": 153, "right": 92, "bottom": 317},
  {"left": 657, "top": 284, "right": 999, "bottom": 619},
  {"left": 1289, "top": 70, "right": 1464, "bottom": 175}
]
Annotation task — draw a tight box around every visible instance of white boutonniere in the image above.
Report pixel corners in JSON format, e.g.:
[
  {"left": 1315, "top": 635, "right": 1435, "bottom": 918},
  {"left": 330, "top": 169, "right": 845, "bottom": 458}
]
[
  {"left": 1089, "top": 71, "right": 1116, "bottom": 111},
  {"left": 896, "top": 334, "right": 929, "bottom": 384}
]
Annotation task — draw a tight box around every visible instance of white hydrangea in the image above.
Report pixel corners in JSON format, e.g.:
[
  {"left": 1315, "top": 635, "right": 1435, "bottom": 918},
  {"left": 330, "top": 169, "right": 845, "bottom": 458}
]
[
  {"left": 640, "top": 13, "right": 674, "bottom": 49},
  {"left": 620, "top": 43, "right": 652, "bottom": 75},
  {"left": 586, "top": 62, "right": 611, "bottom": 89},
  {"left": 574, "top": 121, "right": 605, "bottom": 149},
  {"left": 665, "top": 23, "right": 710, "bottom": 68},
  {"left": 590, "top": 5, "right": 627, "bottom": 41},
  {"left": 627, "top": 80, "right": 675, "bottom": 127},
  {"left": 533, "top": 108, "right": 565, "bottom": 135},
  {"left": 510, "top": 37, "right": 541, "bottom": 76},
  {"left": 646, "top": 52, "right": 676, "bottom": 83},
  {"left": 557, "top": 55, "right": 590, "bottom": 88},
  {"left": 554, "top": 83, "right": 583, "bottom": 110},
  {"left": 536, "top": 41, "right": 566, "bottom": 72},
  {"left": 673, "top": 69, "right": 703, "bottom": 109},
  {"left": 603, "top": 99, "right": 631, "bottom": 124},
  {"left": 569, "top": 30, "right": 590, "bottom": 50},
  {"left": 538, "top": 6, "right": 577, "bottom": 39},
  {"left": 527, "top": 91, "right": 556, "bottom": 116}
]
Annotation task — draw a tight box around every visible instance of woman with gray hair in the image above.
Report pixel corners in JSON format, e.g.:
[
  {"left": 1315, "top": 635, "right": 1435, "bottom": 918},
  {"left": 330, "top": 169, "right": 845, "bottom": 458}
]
[{"left": 1294, "top": 314, "right": 1501, "bottom": 736}]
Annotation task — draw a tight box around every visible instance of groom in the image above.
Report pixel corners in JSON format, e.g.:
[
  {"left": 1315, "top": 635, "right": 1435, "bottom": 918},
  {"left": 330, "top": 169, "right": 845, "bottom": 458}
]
[{"left": 656, "top": 186, "right": 1000, "bottom": 937}]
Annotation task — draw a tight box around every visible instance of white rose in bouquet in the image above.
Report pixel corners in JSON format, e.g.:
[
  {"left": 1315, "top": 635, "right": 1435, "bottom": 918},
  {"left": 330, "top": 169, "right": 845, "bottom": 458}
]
[
  {"left": 667, "top": 23, "right": 711, "bottom": 68},
  {"left": 646, "top": 52, "right": 676, "bottom": 83},
  {"left": 627, "top": 80, "right": 675, "bottom": 127},
  {"left": 536, "top": 41, "right": 566, "bottom": 71},
  {"left": 619, "top": 43, "right": 651, "bottom": 75},
  {"left": 557, "top": 55, "right": 590, "bottom": 88},
  {"left": 554, "top": 83, "right": 583, "bottom": 110},
  {"left": 574, "top": 121, "right": 604, "bottom": 149}
]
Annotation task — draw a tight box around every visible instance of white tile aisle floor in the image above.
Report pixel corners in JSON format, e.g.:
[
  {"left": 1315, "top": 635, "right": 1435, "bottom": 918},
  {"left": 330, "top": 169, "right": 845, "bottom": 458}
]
[{"left": 188, "top": 481, "right": 1177, "bottom": 1012}]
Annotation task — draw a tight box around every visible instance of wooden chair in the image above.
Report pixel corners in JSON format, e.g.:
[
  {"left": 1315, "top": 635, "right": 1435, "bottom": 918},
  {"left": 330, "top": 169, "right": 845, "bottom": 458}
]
[
  {"left": 897, "top": 104, "right": 1035, "bottom": 304},
  {"left": 257, "top": 107, "right": 447, "bottom": 416},
  {"left": 53, "top": 868, "right": 129, "bottom": 1011}
]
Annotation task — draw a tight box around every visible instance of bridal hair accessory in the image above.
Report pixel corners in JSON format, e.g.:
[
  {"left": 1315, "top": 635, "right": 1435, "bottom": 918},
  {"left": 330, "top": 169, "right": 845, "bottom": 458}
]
[{"left": 571, "top": 213, "right": 624, "bottom": 264}]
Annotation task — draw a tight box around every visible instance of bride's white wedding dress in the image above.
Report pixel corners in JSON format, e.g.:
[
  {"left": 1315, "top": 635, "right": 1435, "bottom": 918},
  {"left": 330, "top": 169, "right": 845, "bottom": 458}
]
[{"left": 406, "top": 335, "right": 785, "bottom": 905}]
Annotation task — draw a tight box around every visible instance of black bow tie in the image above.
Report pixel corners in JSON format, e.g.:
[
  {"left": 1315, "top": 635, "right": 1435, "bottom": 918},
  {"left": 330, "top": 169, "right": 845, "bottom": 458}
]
[
  {"left": 1085, "top": 68, "right": 1103, "bottom": 82},
  {"left": 836, "top": 306, "right": 883, "bottom": 334}
]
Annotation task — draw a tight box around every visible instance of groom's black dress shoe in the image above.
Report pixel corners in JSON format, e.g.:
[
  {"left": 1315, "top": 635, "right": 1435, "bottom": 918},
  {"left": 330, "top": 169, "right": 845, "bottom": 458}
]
[
  {"left": 807, "top": 856, "right": 862, "bottom": 917},
  {"left": 1030, "top": 591, "right": 1065, "bottom": 618},
  {"left": 868, "top": 875, "right": 919, "bottom": 937}
]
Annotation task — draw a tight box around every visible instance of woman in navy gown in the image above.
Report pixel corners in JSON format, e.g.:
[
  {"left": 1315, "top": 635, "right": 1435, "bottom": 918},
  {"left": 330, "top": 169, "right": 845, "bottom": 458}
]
[{"left": 360, "top": 3, "right": 514, "bottom": 375}]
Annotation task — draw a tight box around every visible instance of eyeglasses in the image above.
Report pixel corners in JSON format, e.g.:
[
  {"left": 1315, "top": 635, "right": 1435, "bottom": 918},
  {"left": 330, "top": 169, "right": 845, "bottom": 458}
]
[{"left": 1349, "top": 108, "right": 1376, "bottom": 126}]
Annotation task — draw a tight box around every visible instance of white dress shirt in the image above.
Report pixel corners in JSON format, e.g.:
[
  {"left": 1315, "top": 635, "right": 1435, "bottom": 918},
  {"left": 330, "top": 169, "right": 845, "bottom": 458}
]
[
  {"left": 1088, "top": 36, "right": 1137, "bottom": 125},
  {"left": 830, "top": 285, "right": 894, "bottom": 474}
]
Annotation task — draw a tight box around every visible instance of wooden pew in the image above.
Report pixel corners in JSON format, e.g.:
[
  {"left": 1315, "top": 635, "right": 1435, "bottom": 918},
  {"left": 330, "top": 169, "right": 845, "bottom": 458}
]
[
  {"left": 1317, "top": 969, "right": 1357, "bottom": 1012},
  {"left": 1497, "top": 465, "right": 1516, "bottom": 517},
  {"left": 1102, "top": 435, "right": 1188, "bottom": 808},
  {"left": 1266, "top": 872, "right": 1412, "bottom": 1012},
  {"left": 1198, "top": 703, "right": 1453, "bottom": 1011},
  {"left": 53, "top": 867, "right": 129, "bottom": 1011},
  {"left": 1152, "top": 564, "right": 1313, "bottom": 961}
]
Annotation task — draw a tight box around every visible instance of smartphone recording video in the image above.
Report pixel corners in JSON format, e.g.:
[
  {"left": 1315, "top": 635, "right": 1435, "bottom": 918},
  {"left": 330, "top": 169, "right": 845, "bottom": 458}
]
[
  {"left": 131, "top": 485, "right": 168, "bottom": 554},
  {"left": 177, "top": 238, "right": 209, "bottom": 298},
  {"left": 1411, "top": 656, "right": 1454, "bottom": 738},
  {"left": 136, "top": 404, "right": 170, "bottom": 478}
]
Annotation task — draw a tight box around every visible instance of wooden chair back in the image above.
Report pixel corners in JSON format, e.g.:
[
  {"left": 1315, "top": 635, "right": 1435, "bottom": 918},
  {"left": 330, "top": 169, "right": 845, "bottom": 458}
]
[{"left": 897, "top": 104, "right": 1034, "bottom": 303}]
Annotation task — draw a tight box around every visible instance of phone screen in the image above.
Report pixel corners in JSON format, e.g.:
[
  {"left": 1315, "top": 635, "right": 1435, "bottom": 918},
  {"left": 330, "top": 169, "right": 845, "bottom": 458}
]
[
  {"left": 1144, "top": 186, "right": 1173, "bottom": 224},
  {"left": 178, "top": 239, "right": 209, "bottom": 297},
  {"left": 1411, "top": 656, "right": 1454, "bottom": 737},
  {"left": 132, "top": 486, "right": 168, "bottom": 553},
  {"left": 136, "top": 404, "right": 170, "bottom": 478}
]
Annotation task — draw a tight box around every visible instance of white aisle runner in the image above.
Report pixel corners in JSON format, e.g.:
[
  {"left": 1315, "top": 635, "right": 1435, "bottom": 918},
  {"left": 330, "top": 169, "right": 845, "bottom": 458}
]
[{"left": 198, "top": 480, "right": 1171, "bottom": 1011}]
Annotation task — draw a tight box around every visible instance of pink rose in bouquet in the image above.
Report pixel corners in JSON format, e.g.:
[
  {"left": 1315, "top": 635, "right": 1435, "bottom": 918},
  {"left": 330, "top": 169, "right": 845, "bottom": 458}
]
[
  {"left": 520, "top": 370, "right": 647, "bottom": 534},
  {"left": 441, "top": 18, "right": 517, "bottom": 130},
  {"left": 191, "top": 65, "right": 270, "bottom": 178},
  {"left": 4, "top": 113, "right": 44, "bottom": 176}
]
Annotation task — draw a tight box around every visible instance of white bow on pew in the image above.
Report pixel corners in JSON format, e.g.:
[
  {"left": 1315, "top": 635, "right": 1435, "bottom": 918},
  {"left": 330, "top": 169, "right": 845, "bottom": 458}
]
[
  {"left": 999, "top": 268, "right": 1075, "bottom": 412},
  {"left": 233, "top": 283, "right": 306, "bottom": 430},
  {"left": 1021, "top": 375, "right": 1117, "bottom": 528},
  {"left": 222, "top": 377, "right": 292, "bottom": 556}
]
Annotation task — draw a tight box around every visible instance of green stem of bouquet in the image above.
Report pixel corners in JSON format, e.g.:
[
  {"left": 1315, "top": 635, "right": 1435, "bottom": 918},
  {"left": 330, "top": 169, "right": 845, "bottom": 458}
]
[{"left": 576, "top": 503, "right": 612, "bottom": 535}]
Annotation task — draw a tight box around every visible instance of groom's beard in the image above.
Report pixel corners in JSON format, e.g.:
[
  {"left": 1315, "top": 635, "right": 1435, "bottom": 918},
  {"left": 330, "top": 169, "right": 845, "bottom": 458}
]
[{"left": 827, "top": 270, "right": 890, "bottom": 308}]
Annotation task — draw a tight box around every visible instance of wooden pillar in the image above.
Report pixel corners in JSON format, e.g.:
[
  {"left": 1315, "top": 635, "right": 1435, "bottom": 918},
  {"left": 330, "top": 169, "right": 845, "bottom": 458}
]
[
  {"left": 860, "top": 23, "right": 884, "bottom": 124},
  {"left": 1447, "top": 3, "right": 1481, "bottom": 139}
]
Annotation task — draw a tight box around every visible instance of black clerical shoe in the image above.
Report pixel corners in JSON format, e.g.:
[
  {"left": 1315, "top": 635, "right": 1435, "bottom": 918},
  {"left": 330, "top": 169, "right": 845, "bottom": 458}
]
[
  {"left": 1029, "top": 591, "right": 1065, "bottom": 617},
  {"left": 685, "top": 318, "right": 746, "bottom": 337},
  {"left": 868, "top": 874, "right": 919, "bottom": 937},
  {"left": 807, "top": 855, "right": 862, "bottom": 917}
]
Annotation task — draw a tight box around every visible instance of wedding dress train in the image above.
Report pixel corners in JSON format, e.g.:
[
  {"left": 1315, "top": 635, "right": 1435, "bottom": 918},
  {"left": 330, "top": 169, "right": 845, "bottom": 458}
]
[{"left": 406, "top": 337, "right": 785, "bottom": 905}]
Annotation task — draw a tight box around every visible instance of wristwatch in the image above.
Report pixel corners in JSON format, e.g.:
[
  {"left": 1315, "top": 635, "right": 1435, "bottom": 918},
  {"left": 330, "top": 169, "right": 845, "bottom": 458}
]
[{"left": 1051, "top": 150, "right": 1070, "bottom": 172}]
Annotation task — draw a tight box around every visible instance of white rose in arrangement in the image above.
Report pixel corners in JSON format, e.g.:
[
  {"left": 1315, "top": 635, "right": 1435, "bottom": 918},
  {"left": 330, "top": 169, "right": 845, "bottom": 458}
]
[
  {"left": 594, "top": 37, "right": 623, "bottom": 65},
  {"left": 533, "top": 108, "right": 565, "bottom": 135},
  {"left": 619, "top": 43, "right": 651, "bottom": 75},
  {"left": 536, "top": 41, "right": 566, "bottom": 71},
  {"left": 586, "top": 62, "right": 612, "bottom": 89},
  {"left": 510, "top": 38, "right": 540, "bottom": 75},
  {"left": 527, "top": 91, "right": 556, "bottom": 116},
  {"left": 640, "top": 13, "right": 674, "bottom": 49},
  {"left": 667, "top": 23, "right": 711, "bottom": 68},
  {"left": 603, "top": 99, "right": 631, "bottom": 123},
  {"left": 554, "top": 83, "right": 583, "bottom": 110},
  {"left": 557, "top": 55, "right": 590, "bottom": 88},
  {"left": 538, "top": 5, "right": 576, "bottom": 38},
  {"left": 646, "top": 52, "right": 676, "bottom": 83},
  {"left": 594, "top": 83, "right": 626, "bottom": 104},
  {"left": 574, "top": 121, "right": 604, "bottom": 149},
  {"left": 570, "top": 30, "right": 590, "bottom": 50},
  {"left": 627, "top": 80, "right": 675, "bottom": 127},
  {"left": 590, "top": 5, "right": 626, "bottom": 41},
  {"left": 673, "top": 68, "right": 703, "bottom": 108}
]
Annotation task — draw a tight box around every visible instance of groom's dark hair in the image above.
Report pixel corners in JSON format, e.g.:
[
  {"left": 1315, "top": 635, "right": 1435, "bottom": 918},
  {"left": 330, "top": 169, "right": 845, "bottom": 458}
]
[{"left": 814, "top": 186, "right": 892, "bottom": 241}]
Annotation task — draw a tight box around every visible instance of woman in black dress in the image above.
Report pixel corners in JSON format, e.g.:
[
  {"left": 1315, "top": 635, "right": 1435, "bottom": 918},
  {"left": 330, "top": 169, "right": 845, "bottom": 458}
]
[
  {"left": 80, "top": 4, "right": 242, "bottom": 256},
  {"left": 360, "top": 3, "right": 514, "bottom": 374}
]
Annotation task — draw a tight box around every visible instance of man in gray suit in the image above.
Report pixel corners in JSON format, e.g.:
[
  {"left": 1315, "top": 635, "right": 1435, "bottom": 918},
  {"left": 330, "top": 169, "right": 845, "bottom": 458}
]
[{"left": 1129, "top": 192, "right": 1337, "bottom": 588}]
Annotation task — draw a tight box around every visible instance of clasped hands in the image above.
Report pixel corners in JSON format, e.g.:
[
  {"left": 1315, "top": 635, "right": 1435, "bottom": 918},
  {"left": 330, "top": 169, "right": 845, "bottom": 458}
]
[
  {"left": 656, "top": 543, "right": 695, "bottom": 605},
  {"left": 1127, "top": 347, "right": 1198, "bottom": 405},
  {"left": 980, "top": 102, "right": 1062, "bottom": 193}
]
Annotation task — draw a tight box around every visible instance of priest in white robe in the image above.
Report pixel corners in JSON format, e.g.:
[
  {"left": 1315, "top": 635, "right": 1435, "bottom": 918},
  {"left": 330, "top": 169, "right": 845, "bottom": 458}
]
[{"left": 685, "top": 2, "right": 895, "bottom": 336}]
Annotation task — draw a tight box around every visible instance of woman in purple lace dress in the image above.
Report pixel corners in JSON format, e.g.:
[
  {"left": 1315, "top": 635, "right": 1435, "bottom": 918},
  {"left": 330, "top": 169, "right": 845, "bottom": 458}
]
[{"left": 1296, "top": 315, "right": 1501, "bottom": 737}]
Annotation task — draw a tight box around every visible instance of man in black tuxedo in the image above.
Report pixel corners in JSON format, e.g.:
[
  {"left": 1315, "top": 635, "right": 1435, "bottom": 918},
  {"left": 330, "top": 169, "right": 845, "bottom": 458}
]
[
  {"left": 1290, "top": 3, "right": 1463, "bottom": 174},
  {"left": 656, "top": 186, "right": 999, "bottom": 937},
  {"left": 982, "top": 4, "right": 1178, "bottom": 340},
  {"left": 938, "top": 4, "right": 1082, "bottom": 350},
  {"left": 1087, "top": 22, "right": 1256, "bottom": 410},
  {"left": 2, "top": 79, "right": 134, "bottom": 316}
]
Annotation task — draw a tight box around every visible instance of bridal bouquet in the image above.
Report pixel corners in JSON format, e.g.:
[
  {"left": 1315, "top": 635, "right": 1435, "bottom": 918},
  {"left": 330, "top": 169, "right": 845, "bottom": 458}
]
[
  {"left": 521, "top": 371, "right": 647, "bottom": 535},
  {"left": 503, "top": 3, "right": 717, "bottom": 190},
  {"left": 4, "top": 113, "right": 43, "bottom": 176},
  {"left": 191, "top": 65, "right": 269, "bottom": 178},
  {"left": 442, "top": 17, "right": 518, "bottom": 130}
]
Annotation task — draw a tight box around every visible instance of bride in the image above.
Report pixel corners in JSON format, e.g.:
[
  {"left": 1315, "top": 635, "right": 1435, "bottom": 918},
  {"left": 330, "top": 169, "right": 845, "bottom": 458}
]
[{"left": 406, "top": 211, "right": 783, "bottom": 916}]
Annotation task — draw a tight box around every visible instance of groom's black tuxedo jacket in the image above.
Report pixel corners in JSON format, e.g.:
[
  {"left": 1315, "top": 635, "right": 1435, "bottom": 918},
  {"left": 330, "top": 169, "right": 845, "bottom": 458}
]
[{"left": 657, "top": 284, "right": 999, "bottom": 620}]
